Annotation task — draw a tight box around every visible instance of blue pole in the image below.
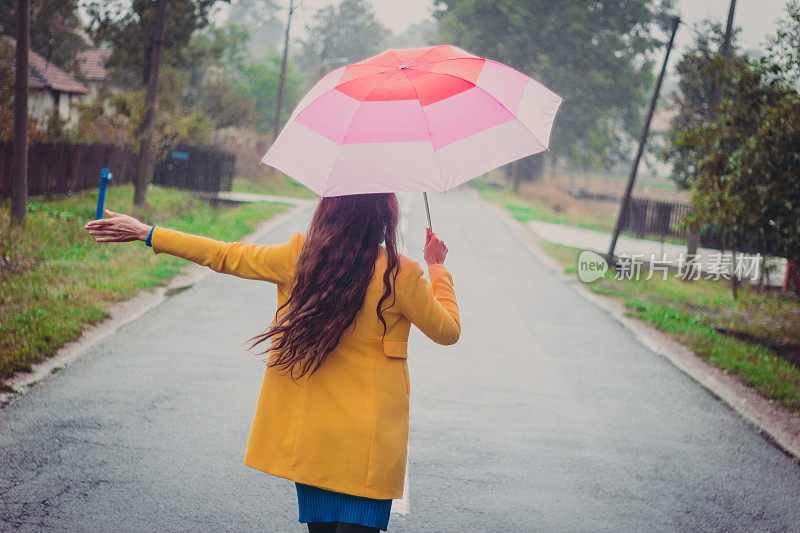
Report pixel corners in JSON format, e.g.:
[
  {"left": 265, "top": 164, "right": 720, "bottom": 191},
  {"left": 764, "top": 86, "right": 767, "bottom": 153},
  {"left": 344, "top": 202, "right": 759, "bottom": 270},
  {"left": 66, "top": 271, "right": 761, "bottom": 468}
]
[{"left": 95, "top": 168, "right": 113, "bottom": 219}]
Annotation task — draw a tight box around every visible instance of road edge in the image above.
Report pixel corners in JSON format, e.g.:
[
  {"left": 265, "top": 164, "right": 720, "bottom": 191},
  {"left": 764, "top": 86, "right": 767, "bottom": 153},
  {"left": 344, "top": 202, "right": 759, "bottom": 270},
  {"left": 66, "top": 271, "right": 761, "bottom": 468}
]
[
  {"left": 473, "top": 187, "right": 800, "bottom": 464},
  {"left": 0, "top": 198, "right": 317, "bottom": 407}
]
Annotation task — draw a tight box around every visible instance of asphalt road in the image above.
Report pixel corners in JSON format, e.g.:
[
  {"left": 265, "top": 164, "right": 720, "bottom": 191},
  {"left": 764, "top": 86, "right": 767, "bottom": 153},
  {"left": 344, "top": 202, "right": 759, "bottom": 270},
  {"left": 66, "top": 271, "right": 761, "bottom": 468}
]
[{"left": 2, "top": 188, "right": 799, "bottom": 532}]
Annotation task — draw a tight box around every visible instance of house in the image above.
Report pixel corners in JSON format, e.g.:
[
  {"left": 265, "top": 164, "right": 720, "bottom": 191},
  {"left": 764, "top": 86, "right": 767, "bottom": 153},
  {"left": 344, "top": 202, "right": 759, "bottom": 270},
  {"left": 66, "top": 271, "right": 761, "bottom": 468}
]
[
  {"left": 75, "top": 29, "right": 111, "bottom": 98},
  {"left": 76, "top": 46, "right": 110, "bottom": 97},
  {"left": 0, "top": 34, "right": 88, "bottom": 126}
]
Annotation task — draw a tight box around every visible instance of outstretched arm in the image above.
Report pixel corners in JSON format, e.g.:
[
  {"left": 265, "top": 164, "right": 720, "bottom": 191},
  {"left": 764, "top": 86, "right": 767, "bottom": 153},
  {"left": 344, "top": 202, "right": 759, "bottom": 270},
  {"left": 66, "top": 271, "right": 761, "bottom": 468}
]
[{"left": 84, "top": 209, "right": 296, "bottom": 284}]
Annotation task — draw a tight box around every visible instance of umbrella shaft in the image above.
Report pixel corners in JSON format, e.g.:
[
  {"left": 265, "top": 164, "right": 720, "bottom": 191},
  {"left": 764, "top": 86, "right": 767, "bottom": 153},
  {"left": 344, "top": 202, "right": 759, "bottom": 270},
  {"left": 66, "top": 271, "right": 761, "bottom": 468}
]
[{"left": 423, "top": 192, "right": 432, "bottom": 231}]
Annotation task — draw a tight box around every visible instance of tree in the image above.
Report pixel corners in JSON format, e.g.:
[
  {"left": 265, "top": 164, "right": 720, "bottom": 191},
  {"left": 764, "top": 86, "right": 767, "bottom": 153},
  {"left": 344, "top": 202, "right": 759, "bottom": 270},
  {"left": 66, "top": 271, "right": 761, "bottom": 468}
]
[
  {"left": 729, "top": 89, "right": 800, "bottom": 266},
  {"left": 388, "top": 19, "right": 438, "bottom": 48},
  {"left": 182, "top": 24, "right": 303, "bottom": 134},
  {"left": 224, "top": 0, "right": 284, "bottom": 62},
  {"left": 297, "top": 0, "right": 391, "bottom": 80},
  {"left": 0, "top": 0, "right": 86, "bottom": 73},
  {"left": 683, "top": 59, "right": 800, "bottom": 293},
  {"left": 244, "top": 56, "right": 303, "bottom": 134},
  {"left": 182, "top": 23, "right": 252, "bottom": 107},
  {"left": 673, "top": 1, "right": 800, "bottom": 298},
  {"left": 661, "top": 20, "right": 746, "bottom": 189},
  {"left": 434, "top": 0, "right": 675, "bottom": 177},
  {"left": 11, "top": 0, "right": 29, "bottom": 224},
  {"left": 767, "top": 0, "right": 800, "bottom": 82},
  {"left": 84, "top": 0, "right": 229, "bottom": 86},
  {"left": 0, "top": 40, "right": 14, "bottom": 142}
]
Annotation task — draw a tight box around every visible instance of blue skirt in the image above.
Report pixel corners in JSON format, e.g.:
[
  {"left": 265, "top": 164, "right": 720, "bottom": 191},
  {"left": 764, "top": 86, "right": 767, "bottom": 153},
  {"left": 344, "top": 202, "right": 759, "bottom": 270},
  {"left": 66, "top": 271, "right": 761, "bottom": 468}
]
[{"left": 295, "top": 482, "right": 393, "bottom": 531}]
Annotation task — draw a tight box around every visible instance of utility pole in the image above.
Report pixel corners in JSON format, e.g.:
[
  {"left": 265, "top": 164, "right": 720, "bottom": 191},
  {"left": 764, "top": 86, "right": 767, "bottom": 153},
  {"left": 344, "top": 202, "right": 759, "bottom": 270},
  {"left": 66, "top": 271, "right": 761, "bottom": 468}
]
[
  {"left": 133, "top": 0, "right": 168, "bottom": 208},
  {"left": 712, "top": 0, "right": 738, "bottom": 109},
  {"left": 272, "top": 0, "right": 294, "bottom": 144},
  {"left": 10, "top": 0, "right": 29, "bottom": 224},
  {"left": 719, "top": 0, "right": 739, "bottom": 296},
  {"left": 683, "top": 0, "right": 737, "bottom": 281},
  {"left": 606, "top": 17, "right": 681, "bottom": 265}
]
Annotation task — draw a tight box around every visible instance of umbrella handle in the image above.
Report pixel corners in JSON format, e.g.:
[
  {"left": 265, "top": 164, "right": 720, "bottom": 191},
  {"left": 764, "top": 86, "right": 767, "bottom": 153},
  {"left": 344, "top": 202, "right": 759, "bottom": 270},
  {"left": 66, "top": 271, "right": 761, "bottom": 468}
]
[{"left": 423, "top": 192, "right": 432, "bottom": 231}]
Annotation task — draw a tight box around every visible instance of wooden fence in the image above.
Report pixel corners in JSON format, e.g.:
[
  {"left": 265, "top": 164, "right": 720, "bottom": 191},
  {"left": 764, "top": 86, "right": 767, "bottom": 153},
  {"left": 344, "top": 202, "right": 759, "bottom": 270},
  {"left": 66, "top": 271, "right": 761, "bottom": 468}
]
[
  {"left": 0, "top": 143, "right": 236, "bottom": 198},
  {"left": 0, "top": 143, "right": 136, "bottom": 198}
]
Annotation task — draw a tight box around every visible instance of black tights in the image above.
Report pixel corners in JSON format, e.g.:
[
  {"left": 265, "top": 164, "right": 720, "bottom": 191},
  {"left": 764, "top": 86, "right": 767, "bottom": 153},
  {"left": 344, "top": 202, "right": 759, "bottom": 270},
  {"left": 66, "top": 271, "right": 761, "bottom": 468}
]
[{"left": 307, "top": 522, "right": 380, "bottom": 533}]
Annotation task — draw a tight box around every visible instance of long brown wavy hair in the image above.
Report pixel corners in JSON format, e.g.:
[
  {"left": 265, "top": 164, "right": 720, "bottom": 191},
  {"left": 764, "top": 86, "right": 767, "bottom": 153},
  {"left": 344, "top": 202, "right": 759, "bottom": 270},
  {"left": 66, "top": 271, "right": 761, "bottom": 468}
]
[{"left": 245, "top": 193, "right": 400, "bottom": 379}]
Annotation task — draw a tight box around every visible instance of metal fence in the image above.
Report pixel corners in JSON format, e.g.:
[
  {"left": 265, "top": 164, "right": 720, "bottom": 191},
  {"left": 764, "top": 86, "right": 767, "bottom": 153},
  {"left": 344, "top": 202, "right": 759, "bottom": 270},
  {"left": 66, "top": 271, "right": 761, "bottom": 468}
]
[
  {"left": 0, "top": 143, "right": 236, "bottom": 198},
  {"left": 621, "top": 196, "right": 732, "bottom": 250},
  {"left": 622, "top": 197, "right": 691, "bottom": 238},
  {"left": 152, "top": 146, "right": 235, "bottom": 194}
]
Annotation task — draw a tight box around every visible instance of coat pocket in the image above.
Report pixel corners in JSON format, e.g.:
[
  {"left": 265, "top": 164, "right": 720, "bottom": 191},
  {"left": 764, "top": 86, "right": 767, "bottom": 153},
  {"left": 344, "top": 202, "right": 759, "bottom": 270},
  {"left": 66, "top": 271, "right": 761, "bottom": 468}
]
[{"left": 382, "top": 339, "right": 408, "bottom": 359}]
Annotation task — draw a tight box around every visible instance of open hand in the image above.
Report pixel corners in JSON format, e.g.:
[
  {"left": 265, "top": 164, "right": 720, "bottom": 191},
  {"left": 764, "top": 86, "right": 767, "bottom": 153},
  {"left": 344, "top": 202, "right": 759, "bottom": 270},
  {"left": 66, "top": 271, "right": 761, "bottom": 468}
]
[
  {"left": 84, "top": 209, "right": 152, "bottom": 243},
  {"left": 424, "top": 227, "right": 448, "bottom": 266}
]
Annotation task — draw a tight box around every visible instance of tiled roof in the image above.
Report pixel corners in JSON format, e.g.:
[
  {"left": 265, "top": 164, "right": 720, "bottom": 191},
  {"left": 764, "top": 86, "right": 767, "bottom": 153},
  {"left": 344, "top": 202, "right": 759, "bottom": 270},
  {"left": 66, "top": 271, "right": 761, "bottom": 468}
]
[
  {"left": 0, "top": 34, "right": 88, "bottom": 94},
  {"left": 76, "top": 47, "right": 110, "bottom": 82}
]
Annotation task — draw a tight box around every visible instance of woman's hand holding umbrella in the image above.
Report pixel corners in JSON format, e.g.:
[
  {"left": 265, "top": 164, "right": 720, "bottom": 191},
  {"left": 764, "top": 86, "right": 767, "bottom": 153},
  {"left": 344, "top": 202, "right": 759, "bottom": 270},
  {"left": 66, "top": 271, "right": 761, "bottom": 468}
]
[
  {"left": 424, "top": 227, "right": 448, "bottom": 266},
  {"left": 84, "top": 209, "right": 152, "bottom": 243}
]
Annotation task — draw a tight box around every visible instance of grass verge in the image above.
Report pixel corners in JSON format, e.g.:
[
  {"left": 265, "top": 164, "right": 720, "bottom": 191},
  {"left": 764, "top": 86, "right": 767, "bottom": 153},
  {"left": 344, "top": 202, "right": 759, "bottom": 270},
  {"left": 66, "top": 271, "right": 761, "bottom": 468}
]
[
  {"left": 472, "top": 179, "right": 687, "bottom": 246},
  {"left": 0, "top": 183, "right": 288, "bottom": 390},
  {"left": 537, "top": 239, "right": 800, "bottom": 415},
  {"left": 232, "top": 174, "right": 317, "bottom": 199}
]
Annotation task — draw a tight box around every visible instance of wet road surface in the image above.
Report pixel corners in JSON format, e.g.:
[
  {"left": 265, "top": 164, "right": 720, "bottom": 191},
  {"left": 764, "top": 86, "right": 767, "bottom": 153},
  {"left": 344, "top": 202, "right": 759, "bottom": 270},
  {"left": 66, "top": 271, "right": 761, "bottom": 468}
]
[{"left": 2, "top": 188, "right": 800, "bottom": 532}]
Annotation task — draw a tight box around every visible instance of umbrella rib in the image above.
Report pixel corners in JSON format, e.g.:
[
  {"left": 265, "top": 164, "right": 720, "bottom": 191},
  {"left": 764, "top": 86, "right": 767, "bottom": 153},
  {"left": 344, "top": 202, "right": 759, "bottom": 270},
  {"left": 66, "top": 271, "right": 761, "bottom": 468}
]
[
  {"left": 403, "top": 70, "right": 447, "bottom": 192},
  {"left": 280, "top": 67, "right": 348, "bottom": 128},
  {"left": 407, "top": 44, "right": 448, "bottom": 67},
  {"left": 361, "top": 70, "right": 406, "bottom": 102},
  {"left": 473, "top": 82, "right": 550, "bottom": 149},
  {"left": 410, "top": 68, "right": 553, "bottom": 149},
  {"left": 410, "top": 56, "right": 485, "bottom": 69}
]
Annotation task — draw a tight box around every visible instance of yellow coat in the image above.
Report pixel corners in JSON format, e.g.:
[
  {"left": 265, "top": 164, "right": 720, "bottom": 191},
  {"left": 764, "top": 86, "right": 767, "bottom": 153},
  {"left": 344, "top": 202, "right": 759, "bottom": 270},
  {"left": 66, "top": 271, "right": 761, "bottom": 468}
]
[{"left": 151, "top": 226, "right": 460, "bottom": 499}]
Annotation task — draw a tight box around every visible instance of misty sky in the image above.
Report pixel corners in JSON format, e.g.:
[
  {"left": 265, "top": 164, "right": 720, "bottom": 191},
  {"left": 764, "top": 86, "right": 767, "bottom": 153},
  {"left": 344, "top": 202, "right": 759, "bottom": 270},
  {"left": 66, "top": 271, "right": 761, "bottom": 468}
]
[{"left": 246, "top": 0, "right": 791, "bottom": 54}]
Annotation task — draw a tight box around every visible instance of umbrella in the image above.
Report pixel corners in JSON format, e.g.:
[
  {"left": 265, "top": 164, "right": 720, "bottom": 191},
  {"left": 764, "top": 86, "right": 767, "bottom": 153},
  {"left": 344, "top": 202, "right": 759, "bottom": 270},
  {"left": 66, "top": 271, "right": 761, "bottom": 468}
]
[{"left": 262, "top": 45, "right": 563, "bottom": 227}]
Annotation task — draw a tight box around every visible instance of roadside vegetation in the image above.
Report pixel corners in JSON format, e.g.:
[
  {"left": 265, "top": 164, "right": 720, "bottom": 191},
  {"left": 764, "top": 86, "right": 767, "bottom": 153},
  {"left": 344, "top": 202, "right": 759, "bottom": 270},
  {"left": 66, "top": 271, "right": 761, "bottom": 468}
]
[
  {"left": 535, "top": 240, "right": 800, "bottom": 414},
  {"left": 232, "top": 174, "right": 317, "bottom": 199},
  {"left": 0, "top": 184, "right": 288, "bottom": 391},
  {"left": 474, "top": 178, "right": 617, "bottom": 233},
  {"left": 473, "top": 178, "right": 688, "bottom": 246}
]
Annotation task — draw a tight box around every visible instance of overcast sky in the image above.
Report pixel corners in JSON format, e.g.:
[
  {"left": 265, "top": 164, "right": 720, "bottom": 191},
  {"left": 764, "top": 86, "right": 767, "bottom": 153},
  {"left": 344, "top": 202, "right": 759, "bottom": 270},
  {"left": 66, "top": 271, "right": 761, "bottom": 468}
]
[{"left": 242, "top": 0, "right": 791, "bottom": 55}]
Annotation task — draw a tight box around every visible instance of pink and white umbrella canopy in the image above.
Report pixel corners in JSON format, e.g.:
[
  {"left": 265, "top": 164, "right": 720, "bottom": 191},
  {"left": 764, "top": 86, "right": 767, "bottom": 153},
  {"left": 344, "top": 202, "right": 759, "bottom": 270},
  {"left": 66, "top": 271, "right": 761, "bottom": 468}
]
[{"left": 262, "top": 45, "right": 563, "bottom": 197}]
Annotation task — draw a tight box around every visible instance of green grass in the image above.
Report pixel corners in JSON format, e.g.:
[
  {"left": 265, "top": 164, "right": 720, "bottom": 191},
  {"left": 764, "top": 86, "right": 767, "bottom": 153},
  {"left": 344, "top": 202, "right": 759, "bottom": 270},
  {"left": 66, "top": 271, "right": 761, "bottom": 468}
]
[
  {"left": 232, "top": 175, "right": 317, "bottom": 199},
  {"left": 0, "top": 184, "right": 288, "bottom": 389},
  {"left": 537, "top": 240, "right": 800, "bottom": 414}
]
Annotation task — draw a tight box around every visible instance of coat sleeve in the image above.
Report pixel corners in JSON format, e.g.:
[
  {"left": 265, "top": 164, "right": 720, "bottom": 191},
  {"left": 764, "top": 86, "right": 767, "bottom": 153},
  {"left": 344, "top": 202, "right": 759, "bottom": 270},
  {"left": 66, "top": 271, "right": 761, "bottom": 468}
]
[
  {"left": 398, "top": 260, "right": 461, "bottom": 345},
  {"left": 151, "top": 226, "right": 299, "bottom": 284}
]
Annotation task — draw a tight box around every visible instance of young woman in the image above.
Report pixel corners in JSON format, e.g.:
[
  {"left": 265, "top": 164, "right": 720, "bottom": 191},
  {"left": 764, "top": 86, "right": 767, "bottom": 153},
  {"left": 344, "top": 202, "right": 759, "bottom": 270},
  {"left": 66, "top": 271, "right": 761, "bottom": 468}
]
[{"left": 83, "top": 193, "right": 460, "bottom": 532}]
